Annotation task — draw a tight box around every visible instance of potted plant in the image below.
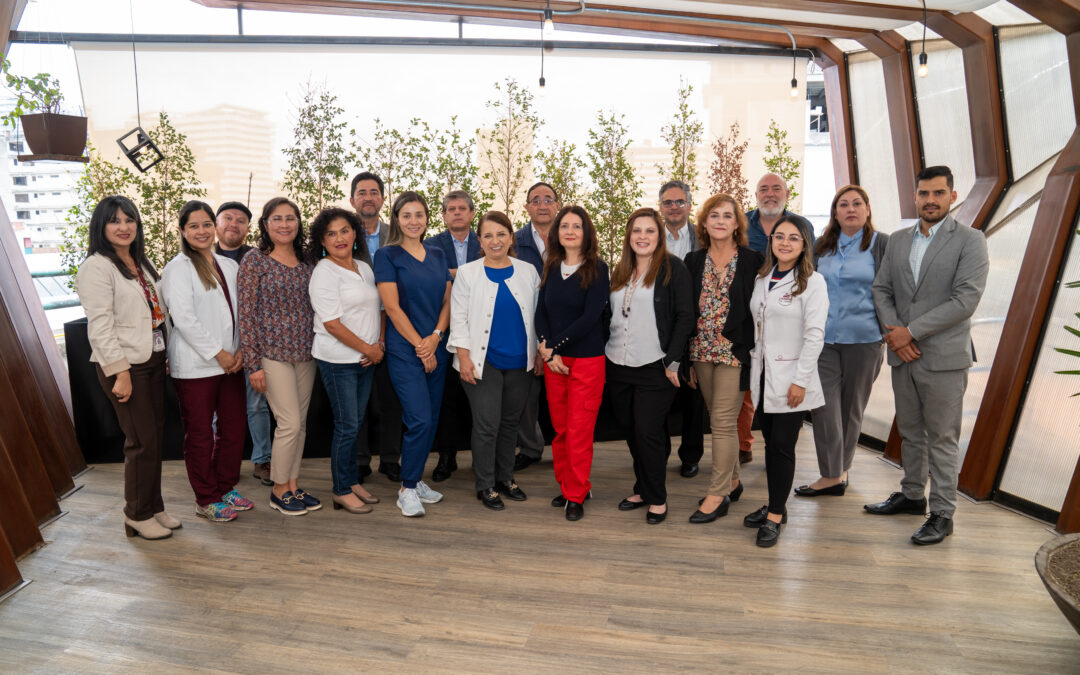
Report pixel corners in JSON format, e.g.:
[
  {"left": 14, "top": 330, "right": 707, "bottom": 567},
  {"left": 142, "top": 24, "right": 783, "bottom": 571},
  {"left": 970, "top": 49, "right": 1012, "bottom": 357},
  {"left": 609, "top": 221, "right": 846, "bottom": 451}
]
[{"left": 1, "top": 56, "right": 87, "bottom": 157}]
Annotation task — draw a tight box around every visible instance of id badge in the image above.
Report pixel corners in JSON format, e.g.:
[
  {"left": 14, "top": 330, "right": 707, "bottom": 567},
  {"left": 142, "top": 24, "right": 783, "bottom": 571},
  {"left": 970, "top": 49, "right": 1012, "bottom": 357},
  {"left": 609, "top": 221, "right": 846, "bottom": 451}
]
[{"left": 152, "top": 329, "right": 166, "bottom": 352}]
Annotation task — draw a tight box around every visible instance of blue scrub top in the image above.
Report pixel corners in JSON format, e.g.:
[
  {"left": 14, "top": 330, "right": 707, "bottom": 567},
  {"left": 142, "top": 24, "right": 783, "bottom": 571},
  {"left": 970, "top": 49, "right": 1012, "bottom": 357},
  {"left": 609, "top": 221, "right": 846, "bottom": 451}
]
[
  {"left": 817, "top": 230, "right": 881, "bottom": 344},
  {"left": 374, "top": 245, "right": 452, "bottom": 355}
]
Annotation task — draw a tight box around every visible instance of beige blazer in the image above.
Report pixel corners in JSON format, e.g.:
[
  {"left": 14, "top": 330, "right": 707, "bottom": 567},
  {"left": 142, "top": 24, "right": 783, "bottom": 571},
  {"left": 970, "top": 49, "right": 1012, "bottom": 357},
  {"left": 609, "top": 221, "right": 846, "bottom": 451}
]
[{"left": 76, "top": 253, "right": 167, "bottom": 376}]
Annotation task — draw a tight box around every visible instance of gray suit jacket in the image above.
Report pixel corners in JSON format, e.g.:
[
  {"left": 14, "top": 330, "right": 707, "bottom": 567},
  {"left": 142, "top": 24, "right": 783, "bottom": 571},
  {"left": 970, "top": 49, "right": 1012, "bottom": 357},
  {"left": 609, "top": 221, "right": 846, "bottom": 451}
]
[
  {"left": 872, "top": 215, "right": 989, "bottom": 370},
  {"left": 359, "top": 220, "right": 389, "bottom": 268}
]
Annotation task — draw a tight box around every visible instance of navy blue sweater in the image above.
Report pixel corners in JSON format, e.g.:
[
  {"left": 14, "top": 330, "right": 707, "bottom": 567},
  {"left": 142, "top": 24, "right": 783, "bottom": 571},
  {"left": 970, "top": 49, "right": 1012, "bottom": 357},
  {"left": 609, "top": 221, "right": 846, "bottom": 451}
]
[{"left": 535, "top": 260, "right": 610, "bottom": 358}]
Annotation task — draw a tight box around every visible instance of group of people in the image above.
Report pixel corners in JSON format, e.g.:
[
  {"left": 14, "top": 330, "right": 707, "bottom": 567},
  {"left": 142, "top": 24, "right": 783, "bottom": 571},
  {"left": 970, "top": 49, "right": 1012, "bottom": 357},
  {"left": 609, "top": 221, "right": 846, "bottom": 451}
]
[{"left": 75, "top": 162, "right": 987, "bottom": 549}]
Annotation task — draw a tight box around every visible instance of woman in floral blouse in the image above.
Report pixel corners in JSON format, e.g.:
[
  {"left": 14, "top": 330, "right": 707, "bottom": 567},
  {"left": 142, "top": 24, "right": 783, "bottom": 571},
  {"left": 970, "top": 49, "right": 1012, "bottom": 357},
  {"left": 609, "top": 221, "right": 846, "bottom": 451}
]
[
  {"left": 683, "top": 193, "right": 763, "bottom": 524},
  {"left": 238, "top": 197, "right": 319, "bottom": 516}
]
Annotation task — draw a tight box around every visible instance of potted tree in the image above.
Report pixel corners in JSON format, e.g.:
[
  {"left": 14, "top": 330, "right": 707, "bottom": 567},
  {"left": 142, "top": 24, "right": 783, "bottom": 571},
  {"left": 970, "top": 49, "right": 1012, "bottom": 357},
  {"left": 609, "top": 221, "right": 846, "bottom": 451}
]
[{"left": 1, "top": 56, "right": 87, "bottom": 158}]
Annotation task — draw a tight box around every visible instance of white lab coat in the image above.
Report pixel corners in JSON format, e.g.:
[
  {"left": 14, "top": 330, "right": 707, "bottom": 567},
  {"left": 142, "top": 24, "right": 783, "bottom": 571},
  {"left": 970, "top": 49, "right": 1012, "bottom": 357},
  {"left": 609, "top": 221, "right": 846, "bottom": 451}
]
[{"left": 160, "top": 252, "right": 240, "bottom": 379}]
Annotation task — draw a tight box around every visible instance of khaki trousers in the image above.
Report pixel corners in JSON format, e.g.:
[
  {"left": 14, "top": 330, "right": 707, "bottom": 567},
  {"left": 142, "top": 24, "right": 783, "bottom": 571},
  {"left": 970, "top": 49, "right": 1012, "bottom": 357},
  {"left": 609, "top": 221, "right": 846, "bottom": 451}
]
[
  {"left": 693, "top": 362, "right": 743, "bottom": 497},
  {"left": 261, "top": 358, "right": 316, "bottom": 485}
]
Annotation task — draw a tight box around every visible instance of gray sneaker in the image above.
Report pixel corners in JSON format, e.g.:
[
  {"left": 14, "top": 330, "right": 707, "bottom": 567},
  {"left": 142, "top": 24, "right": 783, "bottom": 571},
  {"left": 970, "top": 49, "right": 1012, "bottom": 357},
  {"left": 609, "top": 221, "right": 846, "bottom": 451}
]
[
  {"left": 397, "top": 488, "right": 425, "bottom": 517},
  {"left": 415, "top": 480, "right": 444, "bottom": 504}
]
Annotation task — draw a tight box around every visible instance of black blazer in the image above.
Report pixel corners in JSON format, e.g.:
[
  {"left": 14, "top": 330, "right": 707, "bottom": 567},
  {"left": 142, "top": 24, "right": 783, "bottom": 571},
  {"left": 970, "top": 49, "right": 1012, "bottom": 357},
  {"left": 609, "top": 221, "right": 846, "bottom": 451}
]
[
  {"left": 684, "top": 246, "right": 764, "bottom": 391},
  {"left": 649, "top": 254, "right": 695, "bottom": 370}
]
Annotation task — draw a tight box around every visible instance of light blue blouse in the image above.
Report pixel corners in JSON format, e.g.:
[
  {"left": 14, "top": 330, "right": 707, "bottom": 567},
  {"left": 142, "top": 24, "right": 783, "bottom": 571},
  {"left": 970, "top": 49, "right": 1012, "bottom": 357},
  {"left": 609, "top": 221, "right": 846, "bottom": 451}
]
[{"left": 817, "top": 230, "right": 881, "bottom": 344}]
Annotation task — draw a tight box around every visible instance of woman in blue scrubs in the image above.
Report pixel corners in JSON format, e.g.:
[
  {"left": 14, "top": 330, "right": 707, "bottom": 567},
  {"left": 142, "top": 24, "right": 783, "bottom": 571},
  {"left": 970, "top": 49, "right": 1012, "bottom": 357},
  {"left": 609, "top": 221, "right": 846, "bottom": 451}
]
[{"left": 374, "top": 191, "right": 452, "bottom": 517}]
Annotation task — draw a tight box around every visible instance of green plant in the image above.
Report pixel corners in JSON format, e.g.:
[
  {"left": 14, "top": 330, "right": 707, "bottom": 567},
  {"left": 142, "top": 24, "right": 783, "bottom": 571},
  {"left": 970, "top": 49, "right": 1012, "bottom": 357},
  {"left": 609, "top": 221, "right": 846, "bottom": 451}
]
[
  {"left": 282, "top": 83, "right": 355, "bottom": 222},
  {"left": 479, "top": 78, "right": 541, "bottom": 224},
  {"left": 536, "top": 139, "right": 588, "bottom": 208},
  {"left": 763, "top": 118, "right": 801, "bottom": 208},
  {"left": 355, "top": 117, "right": 425, "bottom": 224},
  {"left": 656, "top": 79, "right": 703, "bottom": 195},
  {"left": 706, "top": 121, "right": 751, "bottom": 210},
  {"left": 585, "top": 110, "right": 642, "bottom": 264},
  {"left": 1054, "top": 228, "right": 1080, "bottom": 395},
  {"left": 0, "top": 57, "right": 63, "bottom": 128}
]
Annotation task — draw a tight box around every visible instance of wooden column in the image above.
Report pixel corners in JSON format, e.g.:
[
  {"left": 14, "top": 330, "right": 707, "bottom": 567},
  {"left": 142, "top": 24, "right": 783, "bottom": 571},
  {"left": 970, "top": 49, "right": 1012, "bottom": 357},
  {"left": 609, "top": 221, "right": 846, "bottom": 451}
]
[
  {"left": 0, "top": 355, "right": 62, "bottom": 524},
  {"left": 0, "top": 436, "right": 45, "bottom": 559},
  {"left": 0, "top": 525, "right": 23, "bottom": 597},
  {"left": 808, "top": 38, "right": 856, "bottom": 188}
]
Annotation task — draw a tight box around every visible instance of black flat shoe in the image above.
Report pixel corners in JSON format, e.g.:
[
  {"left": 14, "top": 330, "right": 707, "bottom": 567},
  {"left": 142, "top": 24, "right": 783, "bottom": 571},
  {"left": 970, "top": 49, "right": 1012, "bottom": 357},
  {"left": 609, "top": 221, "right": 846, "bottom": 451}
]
[
  {"left": 496, "top": 481, "right": 527, "bottom": 501},
  {"left": 864, "top": 491, "right": 926, "bottom": 515},
  {"left": 565, "top": 500, "right": 584, "bottom": 521},
  {"left": 689, "top": 496, "right": 730, "bottom": 524},
  {"left": 477, "top": 489, "right": 505, "bottom": 511},
  {"left": 794, "top": 482, "right": 846, "bottom": 497},
  {"left": 756, "top": 520, "right": 781, "bottom": 547},
  {"left": 552, "top": 491, "right": 591, "bottom": 508},
  {"left": 379, "top": 462, "right": 401, "bottom": 483},
  {"left": 646, "top": 509, "right": 667, "bottom": 524},
  {"left": 743, "top": 505, "right": 787, "bottom": 528},
  {"left": 680, "top": 463, "right": 699, "bottom": 478},
  {"left": 514, "top": 454, "right": 540, "bottom": 471},
  {"left": 432, "top": 454, "right": 457, "bottom": 482},
  {"left": 618, "top": 497, "right": 647, "bottom": 511},
  {"left": 911, "top": 511, "right": 953, "bottom": 545}
]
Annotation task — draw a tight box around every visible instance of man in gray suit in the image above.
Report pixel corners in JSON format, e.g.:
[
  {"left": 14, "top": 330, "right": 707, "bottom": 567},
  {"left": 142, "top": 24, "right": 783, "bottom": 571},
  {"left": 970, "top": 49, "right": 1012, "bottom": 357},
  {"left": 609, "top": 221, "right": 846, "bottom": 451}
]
[{"left": 864, "top": 165, "right": 988, "bottom": 545}]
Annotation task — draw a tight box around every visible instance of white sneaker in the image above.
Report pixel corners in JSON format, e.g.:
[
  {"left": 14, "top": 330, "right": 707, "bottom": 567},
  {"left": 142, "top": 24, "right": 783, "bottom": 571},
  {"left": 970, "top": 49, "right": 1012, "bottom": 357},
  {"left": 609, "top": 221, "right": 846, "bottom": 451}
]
[
  {"left": 415, "top": 480, "right": 444, "bottom": 504},
  {"left": 397, "top": 488, "right": 425, "bottom": 517}
]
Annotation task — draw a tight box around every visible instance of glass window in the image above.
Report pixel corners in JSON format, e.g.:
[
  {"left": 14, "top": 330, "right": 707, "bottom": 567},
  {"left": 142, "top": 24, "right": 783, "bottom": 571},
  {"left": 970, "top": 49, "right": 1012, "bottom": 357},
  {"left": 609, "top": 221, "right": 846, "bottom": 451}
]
[{"left": 847, "top": 52, "right": 902, "bottom": 233}]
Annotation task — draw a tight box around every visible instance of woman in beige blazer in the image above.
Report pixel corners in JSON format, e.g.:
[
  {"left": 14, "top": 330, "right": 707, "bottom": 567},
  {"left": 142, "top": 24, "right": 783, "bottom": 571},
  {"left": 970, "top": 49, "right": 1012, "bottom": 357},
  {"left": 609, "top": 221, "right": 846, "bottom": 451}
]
[{"left": 75, "top": 196, "right": 178, "bottom": 541}]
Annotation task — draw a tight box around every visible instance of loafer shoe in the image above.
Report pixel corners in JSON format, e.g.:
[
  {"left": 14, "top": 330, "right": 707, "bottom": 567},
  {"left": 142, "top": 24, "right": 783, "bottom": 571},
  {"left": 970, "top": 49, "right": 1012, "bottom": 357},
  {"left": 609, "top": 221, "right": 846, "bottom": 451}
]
[
  {"left": 756, "top": 520, "right": 782, "bottom": 547},
  {"left": 565, "top": 500, "right": 584, "bottom": 521},
  {"left": 397, "top": 488, "right": 425, "bottom": 517},
  {"left": 689, "top": 496, "right": 730, "bottom": 524},
  {"left": 864, "top": 491, "right": 926, "bottom": 516},
  {"left": 293, "top": 488, "right": 322, "bottom": 511},
  {"left": 911, "top": 511, "right": 953, "bottom": 545},
  {"left": 680, "top": 463, "right": 699, "bottom": 478},
  {"left": 794, "top": 482, "right": 846, "bottom": 497},
  {"left": 743, "top": 505, "right": 787, "bottom": 528},
  {"left": 618, "top": 497, "right": 647, "bottom": 511},
  {"left": 269, "top": 491, "right": 308, "bottom": 516},
  {"left": 552, "top": 491, "right": 591, "bottom": 508},
  {"left": 477, "top": 489, "right": 505, "bottom": 510},
  {"left": 432, "top": 454, "right": 457, "bottom": 482},
  {"left": 514, "top": 453, "right": 540, "bottom": 471},
  {"left": 415, "top": 480, "right": 444, "bottom": 504},
  {"left": 496, "top": 481, "right": 527, "bottom": 501},
  {"left": 379, "top": 462, "right": 402, "bottom": 482},
  {"left": 739, "top": 450, "right": 753, "bottom": 464},
  {"left": 646, "top": 508, "right": 667, "bottom": 524}
]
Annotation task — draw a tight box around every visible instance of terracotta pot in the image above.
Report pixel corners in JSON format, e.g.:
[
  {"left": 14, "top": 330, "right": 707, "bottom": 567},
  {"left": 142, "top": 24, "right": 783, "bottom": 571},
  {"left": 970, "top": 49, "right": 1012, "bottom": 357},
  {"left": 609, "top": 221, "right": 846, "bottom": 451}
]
[
  {"left": 1035, "top": 532, "right": 1080, "bottom": 637},
  {"left": 20, "top": 113, "right": 87, "bottom": 157}
]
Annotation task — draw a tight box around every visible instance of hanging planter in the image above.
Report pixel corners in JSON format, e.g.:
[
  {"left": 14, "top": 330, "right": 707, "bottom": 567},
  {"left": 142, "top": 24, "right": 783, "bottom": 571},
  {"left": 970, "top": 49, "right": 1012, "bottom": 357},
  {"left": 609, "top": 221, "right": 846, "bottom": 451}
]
[
  {"left": 20, "top": 113, "right": 87, "bottom": 157},
  {"left": 1, "top": 56, "right": 88, "bottom": 161}
]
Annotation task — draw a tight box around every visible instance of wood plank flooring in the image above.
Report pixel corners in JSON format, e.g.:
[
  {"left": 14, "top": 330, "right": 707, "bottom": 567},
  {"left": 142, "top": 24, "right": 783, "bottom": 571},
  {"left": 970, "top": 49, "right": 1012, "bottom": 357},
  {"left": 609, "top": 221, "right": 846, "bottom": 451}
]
[{"left": 2, "top": 431, "right": 1078, "bottom": 673}]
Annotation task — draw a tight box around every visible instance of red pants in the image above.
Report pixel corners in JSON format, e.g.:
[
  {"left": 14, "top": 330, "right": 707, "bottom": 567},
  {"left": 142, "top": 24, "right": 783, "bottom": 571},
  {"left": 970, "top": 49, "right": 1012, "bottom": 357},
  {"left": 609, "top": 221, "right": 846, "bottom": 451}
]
[
  {"left": 173, "top": 373, "right": 247, "bottom": 506},
  {"left": 738, "top": 389, "right": 755, "bottom": 451},
  {"left": 544, "top": 355, "right": 605, "bottom": 503}
]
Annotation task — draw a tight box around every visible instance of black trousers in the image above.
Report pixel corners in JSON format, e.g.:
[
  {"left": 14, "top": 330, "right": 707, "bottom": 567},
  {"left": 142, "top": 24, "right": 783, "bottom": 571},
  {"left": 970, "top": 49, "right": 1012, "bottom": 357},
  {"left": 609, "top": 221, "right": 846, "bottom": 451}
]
[
  {"left": 667, "top": 383, "right": 706, "bottom": 465},
  {"left": 608, "top": 361, "right": 679, "bottom": 506},
  {"left": 357, "top": 358, "right": 402, "bottom": 468},
  {"left": 756, "top": 369, "right": 804, "bottom": 514},
  {"left": 433, "top": 365, "right": 472, "bottom": 460}
]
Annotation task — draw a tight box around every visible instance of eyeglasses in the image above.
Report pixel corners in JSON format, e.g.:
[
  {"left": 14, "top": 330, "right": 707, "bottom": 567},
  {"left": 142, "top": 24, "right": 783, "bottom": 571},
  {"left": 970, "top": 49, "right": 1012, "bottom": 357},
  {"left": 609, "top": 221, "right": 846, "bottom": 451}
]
[
  {"left": 661, "top": 199, "right": 689, "bottom": 208},
  {"left": 771, "top": 233, "right": 803, "bottom": 243},
  {"left": 269, "top": 216, "right": 299, "bottom": 225},
  {"left": 528, "top": 197, "right": 557, "bottom": 206}
]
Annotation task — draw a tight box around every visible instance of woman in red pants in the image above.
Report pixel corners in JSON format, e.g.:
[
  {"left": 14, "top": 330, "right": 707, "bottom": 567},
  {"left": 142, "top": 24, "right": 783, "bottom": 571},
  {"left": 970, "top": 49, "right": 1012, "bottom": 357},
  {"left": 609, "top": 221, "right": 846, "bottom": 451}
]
[{"left": 535, "top": 205, "right": 609, "bottom": 521}]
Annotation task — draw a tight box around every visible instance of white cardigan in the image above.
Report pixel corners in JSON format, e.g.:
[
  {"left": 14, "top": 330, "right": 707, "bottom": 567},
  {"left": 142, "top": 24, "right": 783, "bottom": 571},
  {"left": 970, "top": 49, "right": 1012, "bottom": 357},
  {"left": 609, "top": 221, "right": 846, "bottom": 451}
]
[
  {"left": 447, "top": 258, "right": 539, "bottom": 379},
  {"left": 160, "top": 252, "right": 240, "bottom": 379},
  {"left": 749, "top": 268, "right": 829, "bottom": 413}
]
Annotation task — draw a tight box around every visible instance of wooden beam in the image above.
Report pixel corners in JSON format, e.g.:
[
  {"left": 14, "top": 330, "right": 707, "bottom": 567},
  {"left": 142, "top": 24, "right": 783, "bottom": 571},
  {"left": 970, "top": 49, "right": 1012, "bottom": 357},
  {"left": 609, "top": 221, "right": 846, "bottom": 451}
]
[
  {"left": 809, "top": 37, "right": 855, "bottom": 188},
  {"left": 0, "top": 435, "right": 45, "bottom": 560},
  {"left": 0, "top": 524, "right": 23, "bottom": 598}
]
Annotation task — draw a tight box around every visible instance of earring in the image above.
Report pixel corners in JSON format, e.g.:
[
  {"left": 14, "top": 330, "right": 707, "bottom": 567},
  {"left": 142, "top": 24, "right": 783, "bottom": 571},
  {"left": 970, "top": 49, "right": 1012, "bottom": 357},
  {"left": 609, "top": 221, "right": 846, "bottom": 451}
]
[
  {"left": 322, "top": 247, "right": 327, "bottom": 258},
  {"left": 353, "top": 242, "right": 358, "bottom": 250}
]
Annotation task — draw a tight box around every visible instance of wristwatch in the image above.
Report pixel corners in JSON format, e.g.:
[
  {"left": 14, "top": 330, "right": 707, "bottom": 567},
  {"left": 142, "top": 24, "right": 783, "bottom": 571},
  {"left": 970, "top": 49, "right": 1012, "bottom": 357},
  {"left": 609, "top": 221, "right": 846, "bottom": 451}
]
[{"left": 433, "top": 329, "right": 445, "bottom": 339}]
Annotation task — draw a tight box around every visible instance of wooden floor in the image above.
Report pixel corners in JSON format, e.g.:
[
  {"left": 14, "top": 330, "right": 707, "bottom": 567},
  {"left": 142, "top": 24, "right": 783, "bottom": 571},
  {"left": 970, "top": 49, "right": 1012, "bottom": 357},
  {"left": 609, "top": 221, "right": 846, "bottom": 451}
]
[{"left": 2, "top": 432, "right": 1078, "bottom": 673}]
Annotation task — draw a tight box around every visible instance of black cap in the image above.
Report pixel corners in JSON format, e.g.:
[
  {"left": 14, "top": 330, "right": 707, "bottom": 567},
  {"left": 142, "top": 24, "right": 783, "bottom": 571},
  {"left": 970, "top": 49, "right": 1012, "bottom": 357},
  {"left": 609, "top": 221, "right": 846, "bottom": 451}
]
[{"left": 216, "top": 201, "right": 252, "bottom": 220}]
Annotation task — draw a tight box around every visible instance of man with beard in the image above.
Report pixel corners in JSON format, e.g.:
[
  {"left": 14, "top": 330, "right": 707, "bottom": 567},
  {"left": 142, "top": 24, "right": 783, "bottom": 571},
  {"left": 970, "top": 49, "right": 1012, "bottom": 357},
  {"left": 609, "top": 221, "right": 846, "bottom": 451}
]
[
  {"left": 213, "top": 201, "right": 274, "bottom": 485},
  {"left": 424, "top": 190, "right": 482, "bottom": 481},
  {"left": 512, "top": 182, "right": 560, "bottom": 471},
  {"left": 350, "top": 171, "right": 402, "bottom": 482},
  {"left": 866, "top": 165, "right": 988, "bottom": 546}
]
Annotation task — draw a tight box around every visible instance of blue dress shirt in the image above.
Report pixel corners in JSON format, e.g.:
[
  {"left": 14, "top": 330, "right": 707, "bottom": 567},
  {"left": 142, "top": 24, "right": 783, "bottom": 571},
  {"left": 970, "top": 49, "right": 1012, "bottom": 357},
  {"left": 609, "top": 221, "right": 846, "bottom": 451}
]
[
  {"left": 818, "top": 230, "right": 882, "bottom": 344},
  {"left": 909, "top": 220, "right": 942, "bottom": 283}
]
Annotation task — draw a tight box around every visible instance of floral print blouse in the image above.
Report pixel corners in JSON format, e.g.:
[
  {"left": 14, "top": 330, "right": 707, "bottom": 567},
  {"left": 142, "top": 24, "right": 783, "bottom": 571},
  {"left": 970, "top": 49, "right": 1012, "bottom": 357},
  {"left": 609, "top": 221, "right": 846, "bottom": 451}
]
[
  {"left": 689, "top": 251, "right": 740, "bottom": 367},
  {"left": 238, "top": 249, "right": 314, "bottom": 373}
]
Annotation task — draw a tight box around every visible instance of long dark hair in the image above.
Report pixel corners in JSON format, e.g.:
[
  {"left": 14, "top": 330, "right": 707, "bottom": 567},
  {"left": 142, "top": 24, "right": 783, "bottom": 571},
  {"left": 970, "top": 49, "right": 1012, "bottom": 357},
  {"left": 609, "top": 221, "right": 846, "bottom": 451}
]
[
  {"left": 179, "top": 200, "right": 219, "bottom": 290},
  {"left": 541, "top": 205, "right": 600, "bottom": 289},
  {"left": 306, "top": 207, "right": 368, "bottom": 265},
  {"left": 87, "top": 195, "right": 159, "bottom": 281},
  {"left": 256, "top": 197, "right": 305, "bottom": 258},
  {"left": 610, "top": 207, "right": 671, "bottom": 291},
  {"left": 815, "top": 184, "right": 875, "bottom": 257},
  {"left": 386, "top": 191, "right": 429, "bottom": 246},
  {"left": 759, "top": 215, "right": 816, "bottom": 297}
]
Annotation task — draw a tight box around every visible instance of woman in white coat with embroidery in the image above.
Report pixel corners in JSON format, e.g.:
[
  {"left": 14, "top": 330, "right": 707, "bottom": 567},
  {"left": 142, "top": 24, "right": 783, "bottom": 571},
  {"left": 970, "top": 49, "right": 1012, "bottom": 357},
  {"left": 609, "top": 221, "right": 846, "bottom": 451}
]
[
  {"left": 448, "top": 211, "right": 540, "bottom": 511},
  {"left": 744, "top": 215, "right": 828, "bottom": 547}
]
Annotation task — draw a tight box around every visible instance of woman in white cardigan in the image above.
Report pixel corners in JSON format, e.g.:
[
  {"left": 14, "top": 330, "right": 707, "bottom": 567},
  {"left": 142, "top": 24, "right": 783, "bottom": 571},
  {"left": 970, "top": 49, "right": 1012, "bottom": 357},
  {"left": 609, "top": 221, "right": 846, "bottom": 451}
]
[
  {"left": 161, "top": 201, "right": 253, "bottom": 524},
  {"left": 743, "top": 215, "right": 829, "bottom": 547},
  {"left": 448, "top": 211, "right": 540, "bottom": 510}
]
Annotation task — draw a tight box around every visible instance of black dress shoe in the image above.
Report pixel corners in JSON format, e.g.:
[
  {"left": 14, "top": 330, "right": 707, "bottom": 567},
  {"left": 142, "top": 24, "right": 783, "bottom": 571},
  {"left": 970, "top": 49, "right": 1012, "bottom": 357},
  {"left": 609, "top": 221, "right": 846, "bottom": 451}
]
[
  {"left": 864, "top": 491, "right": 926, "bottom": 515},
  {"left": 432, "top": 454, "right": 456, "bottom": 482},
  {"left": 618, "top": 497, "right": 647, "bottom": 511},
  {"left": 477, "top": 489, "right": 505, "bottom": 511},
  {"left": 689, "top": 496, "right": 730, "bottom": 523},
  {"left": 358, "top": 465, "right": 373, "bottom": 482},
  {"left": 646, "top": 509, "right": 667, "bottom": 524},
  {"left": 379, "top": 462, "right": 401, "bottom": 483},
  {"left": 514, "top": 453, "right": 540, "bottom": 471},
  {"left": 911, "top": 511, "right": 953, "bottom": 545},
  {"left": 730, "top": 481, "right": 743, "bottom": 502},
  {"left": 496, "top": 481, "right": 527, "bottom": 501},
  {"left": 552, "top": 492, "right": 591, "bottom": 508},
  {"left": 680, "top": 463, "right": 699, "bottom": 478},
  {"left": 565, "top": 500, "right": 584, "bottom": 521},
  {"left": 756, "top": 520, "right": 781, "bottom": 547},
  {"left": 739, "top": 450, "right": 753, "bottom": 464},
  {"left": 743, "top": 505, "right": 787, "bottom": 528},
  {"left": 794, "top": 482, "right": 847, "bottom": 497}
]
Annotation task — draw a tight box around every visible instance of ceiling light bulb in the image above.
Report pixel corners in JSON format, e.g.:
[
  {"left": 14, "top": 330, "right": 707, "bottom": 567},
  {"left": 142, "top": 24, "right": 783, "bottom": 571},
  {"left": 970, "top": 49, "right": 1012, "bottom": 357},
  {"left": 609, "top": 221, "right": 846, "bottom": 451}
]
[
  {"left": 539, "top": 76, "right": 546, "bottom": 90},
  {"left": 790, "top": 77, "right": 799, "bottom": 97},
  {"left": 918, "top": 52, "right": 929, "bottom": 78},
  {"left": 543, "top": 9, "right": 554, "bottom": 38}
]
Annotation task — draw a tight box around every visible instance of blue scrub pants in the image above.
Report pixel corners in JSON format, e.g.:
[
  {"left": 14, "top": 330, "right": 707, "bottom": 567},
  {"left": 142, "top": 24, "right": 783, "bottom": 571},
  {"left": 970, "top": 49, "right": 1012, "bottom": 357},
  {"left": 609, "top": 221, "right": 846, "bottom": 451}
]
[{"left": 387, "top": 346, "right": 449, "bottom": 488}]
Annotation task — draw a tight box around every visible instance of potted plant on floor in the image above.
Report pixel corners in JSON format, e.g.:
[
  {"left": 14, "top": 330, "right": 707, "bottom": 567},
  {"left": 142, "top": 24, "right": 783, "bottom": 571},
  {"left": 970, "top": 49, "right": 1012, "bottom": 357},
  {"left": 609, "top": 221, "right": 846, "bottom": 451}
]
[{"left": 1, "top": 56, "right": 87, "bottom": 158}]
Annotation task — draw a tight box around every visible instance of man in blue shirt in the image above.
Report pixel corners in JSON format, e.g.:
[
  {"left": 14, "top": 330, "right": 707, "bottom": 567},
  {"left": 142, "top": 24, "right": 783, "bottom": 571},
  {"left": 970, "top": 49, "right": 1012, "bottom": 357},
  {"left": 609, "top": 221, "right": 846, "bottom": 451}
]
[
  {"left": 350, "top": 171, "right": 388, "bottom": 267},
  {"left": 424, "top": 190, "right": 481, "bottom": 279}
]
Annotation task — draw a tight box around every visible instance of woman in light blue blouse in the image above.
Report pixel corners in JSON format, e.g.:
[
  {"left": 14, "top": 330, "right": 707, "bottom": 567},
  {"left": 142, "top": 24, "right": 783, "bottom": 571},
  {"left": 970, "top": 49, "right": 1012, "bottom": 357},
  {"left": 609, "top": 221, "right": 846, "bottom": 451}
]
[{"left": 798, "top": 185, "right": 888, "bottom": 497}]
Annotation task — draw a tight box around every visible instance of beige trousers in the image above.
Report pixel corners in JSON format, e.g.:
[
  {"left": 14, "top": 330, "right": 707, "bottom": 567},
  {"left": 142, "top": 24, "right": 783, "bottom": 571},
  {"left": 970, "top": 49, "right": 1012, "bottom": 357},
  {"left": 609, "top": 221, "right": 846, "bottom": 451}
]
[
  {"left": 693, "top": 362, "right": 743, "bottom": 497},
  {"left": 261, "top": 358, "right": 317, "bottom": 484}
]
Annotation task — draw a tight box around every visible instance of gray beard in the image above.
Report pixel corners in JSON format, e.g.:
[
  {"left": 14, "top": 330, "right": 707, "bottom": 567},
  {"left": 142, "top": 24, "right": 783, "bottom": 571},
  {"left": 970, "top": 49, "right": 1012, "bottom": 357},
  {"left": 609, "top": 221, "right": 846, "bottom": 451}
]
[{"left": 759, "top": 204, "right": 784, "bottom": 218}]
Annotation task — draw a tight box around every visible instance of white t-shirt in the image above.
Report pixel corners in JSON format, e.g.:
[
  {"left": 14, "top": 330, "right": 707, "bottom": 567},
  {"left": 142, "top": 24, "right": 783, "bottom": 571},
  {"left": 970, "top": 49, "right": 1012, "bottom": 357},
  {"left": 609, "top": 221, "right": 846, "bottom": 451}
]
[{"left": 309, "top": 258, "right": 381, "bottom": 364}]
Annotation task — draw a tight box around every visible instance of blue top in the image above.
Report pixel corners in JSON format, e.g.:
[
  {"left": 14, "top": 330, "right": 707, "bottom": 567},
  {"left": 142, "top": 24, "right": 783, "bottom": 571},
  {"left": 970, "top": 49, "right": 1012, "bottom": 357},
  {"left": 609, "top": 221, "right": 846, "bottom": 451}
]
[
  {"left": 535, "top": 260, "right": 610, "bottom": 358},
  {"left": 909, "top": 220, "right": 943, "bottom": 282},
  {"left": 365, "top": 222, "right": 382, "bottom": 261},
  {"left": 746, "top": 208, "right": 816, "bottom": 254},
  {"left": 425, "top": 229, "right": 482, "bottom": 271},
  {"left": 514, "top": 222, "right": 545, "bottom": 274},
  {"left": 484, "top": 265, "right": 528, "bottom": 370},
  {"left": 818, "top": 230, "right": 881, "bottom": 344},
  {"left": 373, "top": 245, "right": 452, "bottom": 355}
]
